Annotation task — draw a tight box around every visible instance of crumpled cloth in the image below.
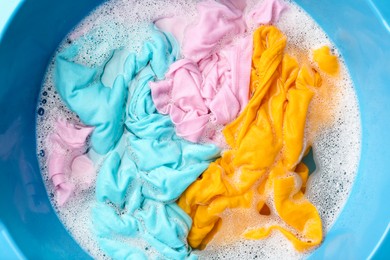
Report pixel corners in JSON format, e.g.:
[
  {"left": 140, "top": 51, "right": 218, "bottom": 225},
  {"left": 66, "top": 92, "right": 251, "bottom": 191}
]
[
  {"left": 180, "top": 0, "right": 246, "bottom": 63},
  {"left": 177, "top": 26, "right": 324, "bottom": 251},
  {"left": 47, "top": 118, "right": 95, "bottom": 206},
  {"left": 151, "top": 0, "right": 287, "bottom": 144},
  {"left": 55, "top": 42, "right": 128, "bottom": 155},
  {"left": 55, "top": 26, "right": 220, "bottom": 259},
  {"left": 245, "top": 0, "right": 288, "bottom": 28},
  {"left": 313, "top": 45, "right": 339, "bottom": 76}
]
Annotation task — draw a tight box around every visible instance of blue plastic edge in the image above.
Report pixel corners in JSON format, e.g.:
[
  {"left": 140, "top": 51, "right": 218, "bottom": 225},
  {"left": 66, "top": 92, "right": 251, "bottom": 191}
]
[
  {"left": 0, "top": 0, "right": 24, "bottom": 41},
  {"left": 368, "top": 0, "right": 390, "bottom": 33},
  {"left": 294, "top": 0, "right": 390, "bottom": 259},
  {"left": 0, "top": 221, "right": 26, "bottom": 260},
  {"left": 0, "top": 0, "right": 389, "bottom": 259},
  {"left": 369, "top": 223, "right": 390, "bottom": 259},
  {"left": 0, "top": 1, "right": 28, "bottom": 259},
  {"left": 1, "top": 1, "right": 36, "bottom": 259},
  {"left": 0, "top": 0, "right": 26, "bottom": 257}
]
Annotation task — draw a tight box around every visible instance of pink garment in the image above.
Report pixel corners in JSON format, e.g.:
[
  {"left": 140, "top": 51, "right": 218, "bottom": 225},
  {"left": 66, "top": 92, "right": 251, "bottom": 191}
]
[
  {"left": 151, "top": 36, "right": 252, "bottom": 143},
  {"left": 47, "top": 119, "right": 95, "bottom": 206},
  {"left": 151, "top": 0, "right": 287, "bottom": 144},
  {"left": 246, "top": 0, "right": 288, "bottom": 27}
]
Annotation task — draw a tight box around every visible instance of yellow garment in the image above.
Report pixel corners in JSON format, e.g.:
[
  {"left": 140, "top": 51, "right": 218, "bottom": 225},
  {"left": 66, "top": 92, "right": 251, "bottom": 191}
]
[
  {"left": 313, "top": 46, "right": 339, "bottom": 76},
  {"left": 178, "top": 26, "right": 324, "bottom": 251}
]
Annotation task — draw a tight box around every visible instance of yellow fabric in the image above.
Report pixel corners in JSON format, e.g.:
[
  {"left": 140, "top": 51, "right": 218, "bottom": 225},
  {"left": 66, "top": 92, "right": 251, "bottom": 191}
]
[
  {"left": 313, "top": 46, "right": 339, "bottom": 76},
  {"left": 178, "top": 25, "right": 325, "bottom": 252}
]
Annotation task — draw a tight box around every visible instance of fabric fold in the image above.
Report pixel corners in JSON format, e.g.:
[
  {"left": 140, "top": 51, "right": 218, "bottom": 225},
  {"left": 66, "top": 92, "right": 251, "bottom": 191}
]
[
  {"left": 313, "top": 46, "right": 339, "bottom": 76},
  {"left": 181, "top": 0, "right": 246, "bottom": 62},
  {"left": 151, "top": 0, "right": 287, "bottom": 144},
  {"left": 56, "top": 26, "right": 220, "bottom": 259},
  {"left": 178, "top": 25, "right": 324, "bottom": 251},
  {"left": 47, "top": 118, "right": 95, "bottom": 206},
  {"left": 55, "top": 47, "right": 128, "bottom": 155},
  {"left": 50, "top": 0, "right": 331, "bottom": 256}
]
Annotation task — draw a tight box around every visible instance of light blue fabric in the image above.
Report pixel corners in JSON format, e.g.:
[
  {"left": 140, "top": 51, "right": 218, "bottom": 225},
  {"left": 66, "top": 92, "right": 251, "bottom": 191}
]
[
  {"left": 55, "top": 26, "right": 220, "bottom": 259},
  {"left": 55, "top": 45, "right": 128, "bottom": 155}
]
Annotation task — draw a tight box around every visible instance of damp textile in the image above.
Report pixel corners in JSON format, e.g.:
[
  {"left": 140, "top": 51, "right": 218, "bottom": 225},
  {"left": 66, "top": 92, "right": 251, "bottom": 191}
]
[
  {"left": 47, "top": 118, "right": 95, "bottom": 206},
  {"left": 177, "top": 26, "right": 323, "bottom": 252},
  {"left": 55, "top": 26, "right": 220, "bottom": 259},
  {"left": 50, "top": 0, "right": 337, "bottom": 256},
  {"left": 151, "top": 0, "right": 287, "bottom": 144}
]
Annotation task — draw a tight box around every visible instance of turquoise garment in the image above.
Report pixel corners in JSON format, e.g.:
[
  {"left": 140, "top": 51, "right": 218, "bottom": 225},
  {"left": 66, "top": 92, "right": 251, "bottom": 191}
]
[
  {"left": 55, "top": 45, "right": 127, "bottom": 155},
  {"left": 55, "top": 26, "right": 180, "bottom": 154},
  {"left": 55, "top": 26, "right": 220, "bottom": 259}
]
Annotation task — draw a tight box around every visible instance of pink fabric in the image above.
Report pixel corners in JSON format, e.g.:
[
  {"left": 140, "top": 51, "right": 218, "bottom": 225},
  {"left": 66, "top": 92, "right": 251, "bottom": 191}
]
[
  {"left": 47, "top": 118, "right": 95, "bottom": 206},
  {"left": 155, "top": 16, "right": 189, "bottom": 47},
  {"left": 181, "top": 0, "right": 246, "bottom": 62},
  {"left": 246, "top": 0, "right": 288, "bottom": 27},
  {"left": 151, "top": 36, "right": 252, "bottom": 143},
  {"left": 151, "top": 0, "right": 287, "bottom": 144}
]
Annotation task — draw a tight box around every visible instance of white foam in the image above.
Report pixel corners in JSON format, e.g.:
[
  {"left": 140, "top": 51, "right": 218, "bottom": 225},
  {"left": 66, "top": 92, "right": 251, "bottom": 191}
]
[{"left": 36, "top": 0, "right": 361, "bottom": 259}]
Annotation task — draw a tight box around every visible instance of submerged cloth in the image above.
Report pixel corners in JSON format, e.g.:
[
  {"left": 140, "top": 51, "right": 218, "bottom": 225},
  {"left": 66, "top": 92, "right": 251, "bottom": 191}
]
[
  {"left": 55, "top": 27, "right": 220, "bottom": 259},
  {"left": 178, "top": 26, "right": 323, "bottom": 251},
  {"left": 313, "top": 46, "right": 339, "bottom": 76},
  {"left": 151, "top": 0, "right": 287, "bottom": 144},
  {"left": 245, "top": 0, "right": 288, "bottom": 28},
  {"left": 47, "top": 119, "right": 95, "bottom": 206},
  {"left": 56, "top": 42, "right": 128, "bottom": 155},
  {"left": 180, "top": 0, "right": 246, "bottom": 62}
]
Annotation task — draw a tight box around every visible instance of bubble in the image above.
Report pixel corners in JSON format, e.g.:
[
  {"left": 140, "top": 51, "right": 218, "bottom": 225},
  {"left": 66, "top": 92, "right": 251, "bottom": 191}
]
[
  {"left": 35, "top": 0, "right": 361, "bottom": 259},
  {"left": 37, "top": 107, "right": 45, "bottom": 116}
]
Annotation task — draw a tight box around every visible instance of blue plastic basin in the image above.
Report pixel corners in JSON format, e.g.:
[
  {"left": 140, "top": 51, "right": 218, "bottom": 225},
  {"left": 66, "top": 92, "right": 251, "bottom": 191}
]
[{"left": 0, "top": 0, "right": 389, "bottom": 259}]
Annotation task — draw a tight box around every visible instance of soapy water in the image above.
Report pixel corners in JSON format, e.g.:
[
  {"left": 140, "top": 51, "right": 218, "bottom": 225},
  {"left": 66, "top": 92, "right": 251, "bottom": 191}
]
[{"left": 36, "top": 0, "right": 361, "bottom": 259}]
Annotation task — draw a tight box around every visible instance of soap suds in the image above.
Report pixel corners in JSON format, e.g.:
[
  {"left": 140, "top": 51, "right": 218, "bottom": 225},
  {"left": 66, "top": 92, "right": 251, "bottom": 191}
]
[{"left": 36, "top": 0, "right": 361, "bottom": 259}]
